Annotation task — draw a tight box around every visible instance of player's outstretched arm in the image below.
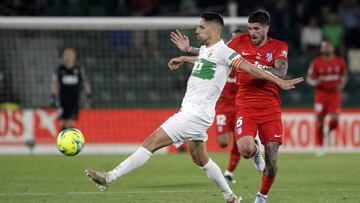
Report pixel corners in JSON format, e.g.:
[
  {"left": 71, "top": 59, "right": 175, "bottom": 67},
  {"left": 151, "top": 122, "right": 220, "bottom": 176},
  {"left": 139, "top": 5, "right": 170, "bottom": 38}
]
[
  {"left": 170, "top": 29, "right": 200, "bottom": 55},
  {"left": 337, "top": 68, "right": 349, "bottom": 91},
  {"left": 232, "top": 59, "right": 304, "bottom": 90},
  {"left": 168, "top": 56, "right": 198, "bottom": 70},
  {"left": 266, "top": 58, "right": 288, "bottom": 79}
]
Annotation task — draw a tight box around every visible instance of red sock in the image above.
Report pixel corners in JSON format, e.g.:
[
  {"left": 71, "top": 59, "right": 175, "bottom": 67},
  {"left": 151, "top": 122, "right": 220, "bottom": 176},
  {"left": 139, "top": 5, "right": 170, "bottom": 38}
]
[
  {"left": 227, "top": 141, "right": 241, "bottom": 172},
  {"left": 260, "top": 175, "right": 275, "bottom": 195},
  {"left": 329, "top": 119, "right": 338, "bottom": 131},
  {"left": 315, "top": 125, "right": 324, "bottom": 147}
]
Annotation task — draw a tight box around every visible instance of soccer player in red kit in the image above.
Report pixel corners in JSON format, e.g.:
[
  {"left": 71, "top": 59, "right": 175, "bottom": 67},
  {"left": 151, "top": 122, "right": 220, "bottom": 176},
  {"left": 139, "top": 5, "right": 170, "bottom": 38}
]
[
  {"left": 306, "top": 41, "right": 348, "bottom": 156},
  {"left": 170, "top": 10, "right": 298, "bottom": 202},
  {"left": 227, "top": 10, "right": 289, "bottom": 202}
]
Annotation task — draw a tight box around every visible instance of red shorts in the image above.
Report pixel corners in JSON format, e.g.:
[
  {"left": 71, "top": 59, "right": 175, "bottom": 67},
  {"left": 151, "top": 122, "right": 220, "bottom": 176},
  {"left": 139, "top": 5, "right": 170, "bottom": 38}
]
[
  {"left": 234, "top": 112, "right": 283, "bottom": 144},
  {"left": 215, "top": 110, "right": 236, "bottom": 136},
  {"left": 315, "top": 94, "right": 341, "bottom": 121}
]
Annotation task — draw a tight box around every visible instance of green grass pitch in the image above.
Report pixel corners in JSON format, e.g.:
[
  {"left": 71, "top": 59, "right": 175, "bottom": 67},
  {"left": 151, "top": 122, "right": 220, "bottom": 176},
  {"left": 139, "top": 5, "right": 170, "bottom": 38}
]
[{"left": 0, "top": 153, "right": 359, "bottom": 203}]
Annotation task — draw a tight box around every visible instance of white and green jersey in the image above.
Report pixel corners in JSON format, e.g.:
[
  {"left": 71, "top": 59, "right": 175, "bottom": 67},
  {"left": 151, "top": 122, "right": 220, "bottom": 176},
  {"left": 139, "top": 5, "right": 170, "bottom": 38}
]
[{"left": 181, "top": 40, "right": 240, "bottom": 123}]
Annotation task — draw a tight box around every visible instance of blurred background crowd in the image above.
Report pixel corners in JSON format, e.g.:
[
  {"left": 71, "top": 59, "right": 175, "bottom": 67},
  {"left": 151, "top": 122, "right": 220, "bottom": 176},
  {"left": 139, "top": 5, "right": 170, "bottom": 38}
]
[{"left": 0, "top": 0, "right": 360, "bottom": 109}]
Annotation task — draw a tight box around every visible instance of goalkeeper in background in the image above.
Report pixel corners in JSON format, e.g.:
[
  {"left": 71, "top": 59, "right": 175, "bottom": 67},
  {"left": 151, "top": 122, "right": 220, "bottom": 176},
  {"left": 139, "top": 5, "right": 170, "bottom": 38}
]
[{"left": 51, "top": 48, "right": 92, "bottom": 131}]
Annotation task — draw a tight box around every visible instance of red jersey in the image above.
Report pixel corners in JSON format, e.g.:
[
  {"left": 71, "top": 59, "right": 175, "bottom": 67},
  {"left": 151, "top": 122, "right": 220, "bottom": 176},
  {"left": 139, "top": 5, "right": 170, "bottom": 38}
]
[
  {"left": 215, "top": 68, "right": 237, "bottom": 113},
  {"left": 307, "top": 55, "right": 346, "bottom": 98},
  {"left": 227, "top": 34, "right": 288, "bottom": 116}
]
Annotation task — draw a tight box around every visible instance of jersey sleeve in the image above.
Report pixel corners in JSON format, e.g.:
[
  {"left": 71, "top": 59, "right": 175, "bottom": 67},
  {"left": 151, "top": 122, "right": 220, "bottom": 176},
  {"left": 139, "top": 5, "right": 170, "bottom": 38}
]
[
  {"left": 274, "top": 42, "right": 288, "bottom": 61},
  {"left": 223, "top": 46, "right": 241, "bottom": 67},
  {"left": 226, "top": 37, "right": 237, "bottom": 49}
]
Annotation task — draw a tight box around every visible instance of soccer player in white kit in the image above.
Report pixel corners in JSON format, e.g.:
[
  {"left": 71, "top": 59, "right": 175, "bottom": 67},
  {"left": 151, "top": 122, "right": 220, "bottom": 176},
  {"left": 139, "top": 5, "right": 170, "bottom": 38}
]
[{"left": 85, "top": 12, "right": 303, "bottom": 203}]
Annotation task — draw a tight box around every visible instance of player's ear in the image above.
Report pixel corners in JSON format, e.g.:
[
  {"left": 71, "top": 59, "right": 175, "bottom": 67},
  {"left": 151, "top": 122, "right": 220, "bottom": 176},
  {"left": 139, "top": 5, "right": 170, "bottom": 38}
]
[{"left": 264, "top": 25, "right": 269, "bottom": 33}]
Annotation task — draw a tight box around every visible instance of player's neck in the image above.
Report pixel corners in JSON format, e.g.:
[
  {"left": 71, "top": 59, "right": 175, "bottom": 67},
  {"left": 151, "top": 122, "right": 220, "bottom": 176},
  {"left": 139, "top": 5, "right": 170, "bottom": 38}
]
[
  {"left": 206, "top": 37, "right": 221, "bottom": 48},
  {"left": 254, "top": 36, "right": 268, "bottom": 48},
  {"left": 322, "top": 54, "right": 334, "bottom": 60}
]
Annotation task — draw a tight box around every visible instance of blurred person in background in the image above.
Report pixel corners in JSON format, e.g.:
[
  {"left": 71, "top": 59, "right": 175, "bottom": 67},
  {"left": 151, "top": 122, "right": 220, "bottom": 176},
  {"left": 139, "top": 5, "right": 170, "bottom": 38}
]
[
  {"left": 51, "top": 48, "right": 92, "bottom": 131},
  {"left": 322, "top": 13, "right": 345, "bottom": 55},
  {"left": 307, "top": 41, "right": 348, "bottom": 156},
  {"left": 301, "top": 17, "right": 323, "bottom": 56}
]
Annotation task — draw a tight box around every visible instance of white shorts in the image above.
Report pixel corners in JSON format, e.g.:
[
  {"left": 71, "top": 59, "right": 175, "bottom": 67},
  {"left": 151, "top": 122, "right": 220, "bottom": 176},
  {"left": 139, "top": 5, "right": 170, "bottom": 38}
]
[{"left": 160, "top": 111, "right": 212, "bottom": 148}]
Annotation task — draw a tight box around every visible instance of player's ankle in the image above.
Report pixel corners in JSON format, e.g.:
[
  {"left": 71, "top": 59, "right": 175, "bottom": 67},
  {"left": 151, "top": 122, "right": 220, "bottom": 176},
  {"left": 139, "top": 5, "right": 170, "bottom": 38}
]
[{"left": 224, "top": 170, "right": 233, "bottom": 176}]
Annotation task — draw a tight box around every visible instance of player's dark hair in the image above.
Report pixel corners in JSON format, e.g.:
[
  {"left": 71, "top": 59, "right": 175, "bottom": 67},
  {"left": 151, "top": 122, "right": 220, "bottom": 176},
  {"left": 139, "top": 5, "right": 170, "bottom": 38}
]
[
  {"left": 200, "top": 12, "right": 224, "bottom": 27},
  {"left": 248, "top": 10, "right": 270, "bottom": 25}
]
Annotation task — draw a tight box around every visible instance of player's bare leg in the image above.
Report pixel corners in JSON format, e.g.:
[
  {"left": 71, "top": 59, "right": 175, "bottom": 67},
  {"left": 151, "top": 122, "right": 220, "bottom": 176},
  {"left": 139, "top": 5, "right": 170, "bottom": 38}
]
[
  {"left": 237, "top": 136, "right": 265, "bottom": 172},
  {"left": 85, "top": 127, "right": 173, "bottom": 191},
  {"left": 188, "top": 140, "right": 242, "bottom": 203},
  {"left": 217, "top": 132, "right": 231, "bottom": 148},
  {"left": 254, "top": 141, "right": 280, "bottom": 203}
]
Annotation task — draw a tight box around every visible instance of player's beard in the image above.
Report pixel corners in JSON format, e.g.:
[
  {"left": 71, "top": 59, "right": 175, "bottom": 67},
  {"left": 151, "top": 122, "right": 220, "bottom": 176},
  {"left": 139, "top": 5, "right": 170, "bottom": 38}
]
[
  {"left": 251, "top": 34, "right": 265, "bottom": 46},
  {"left": 197, "top": 35, "right": 208, "bottom": 46}
]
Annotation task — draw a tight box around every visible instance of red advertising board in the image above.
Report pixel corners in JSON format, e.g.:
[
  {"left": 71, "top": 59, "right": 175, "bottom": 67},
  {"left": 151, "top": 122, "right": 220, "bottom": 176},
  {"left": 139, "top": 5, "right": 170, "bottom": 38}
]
[{"left": 0, "top": 109, "right": 359, "bottom": 153}]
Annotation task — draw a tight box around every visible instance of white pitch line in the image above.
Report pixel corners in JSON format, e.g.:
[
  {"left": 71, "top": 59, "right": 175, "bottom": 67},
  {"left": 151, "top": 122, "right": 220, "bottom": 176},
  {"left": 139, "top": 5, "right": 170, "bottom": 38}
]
[
  {"left": 0, "top": 187, "right": 358, "bottom": 197},
  {"left": 0, "top": 189, "right": 214, "bottom": 196}
]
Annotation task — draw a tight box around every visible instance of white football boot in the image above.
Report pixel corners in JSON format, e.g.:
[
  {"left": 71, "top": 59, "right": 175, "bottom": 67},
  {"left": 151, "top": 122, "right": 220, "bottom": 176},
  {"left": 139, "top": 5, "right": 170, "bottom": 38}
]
[
  {"left": 85, "top": 168, "right": 111, "bottom": 191},
  {"left": 226, "top": 194, "right": 243, "bottom": 203},
  {"left": 252, "top": 139, "right": 265, "bottom": 172},
  {"left": 254, "top": 192, "right": 267, "bottom": 203}
]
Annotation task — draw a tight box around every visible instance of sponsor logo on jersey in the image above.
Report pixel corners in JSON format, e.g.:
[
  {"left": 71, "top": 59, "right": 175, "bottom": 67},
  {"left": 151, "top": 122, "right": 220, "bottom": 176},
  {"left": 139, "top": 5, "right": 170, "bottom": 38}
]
[
  {"left": 236, "top": 127, "right": 242, "bottom": 135},
  {"left": 266, "top": 52, "right": 272, "bottom": 62},
  {"left": 62, "top": 75, "right": 79, "bottom": 85},
  {"left": 256, "top": 53, "right": 261, "bottom": 59},
  {"left": 226, "top": 77, "right": 236, "bottom": 83},
  {"left": 229, "top": 52, "right": 238, "bottom": 60},
  {"left": 254, "top": 61, "right": 274, "bottom": 69},
  {"left": 280, "top": 50, "right": 288, "bottom": 58}
]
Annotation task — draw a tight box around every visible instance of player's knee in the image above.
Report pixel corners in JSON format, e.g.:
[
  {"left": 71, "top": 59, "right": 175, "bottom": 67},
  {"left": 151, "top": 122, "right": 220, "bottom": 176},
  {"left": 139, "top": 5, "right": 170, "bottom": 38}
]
[
  {"left": 217, "top": 139, "right": 228, "bottom": 148},
  {"left": 237, "top": 136, "right": 255, "bottom": 158},
  {"left": 142, "top": 128, "right": 163, "bottom": 153},
  {"left": 191, "top": 156, "right": 208, "bottom": 167},
  {"left": 265, "top": 162, "right": 277, "bottom": 178},
  {"left": 217, "top": 134, "right": 230, "bottom": 148}
]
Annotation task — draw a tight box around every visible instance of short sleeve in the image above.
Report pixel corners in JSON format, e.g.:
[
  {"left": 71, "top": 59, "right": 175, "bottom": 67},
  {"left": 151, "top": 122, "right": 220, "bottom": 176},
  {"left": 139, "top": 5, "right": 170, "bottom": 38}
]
[
  {"left": 223, "top": 46, "right": 241, "bottom": 67},
  {"left": 274, "top": 43, "right": 288, "bottom": 61}
]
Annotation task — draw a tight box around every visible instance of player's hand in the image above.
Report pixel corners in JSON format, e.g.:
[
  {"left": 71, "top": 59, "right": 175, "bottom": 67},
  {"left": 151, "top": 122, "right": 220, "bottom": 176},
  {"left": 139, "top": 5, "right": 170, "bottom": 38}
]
[
  {"left": 278, "top": 77, "right": 304, "bottom": 90},
  {"left": 170, "top": 29, "right": 191, "bottom": 52},
  {"left": 168, "top": 57, "right": 184, "bottom": 70}
]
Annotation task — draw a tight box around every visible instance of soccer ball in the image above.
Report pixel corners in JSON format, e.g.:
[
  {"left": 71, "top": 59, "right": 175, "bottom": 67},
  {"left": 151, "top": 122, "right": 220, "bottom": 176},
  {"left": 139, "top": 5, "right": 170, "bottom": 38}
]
[{"left": 56, "top": 128, "right": 85, "bottom": 156}]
